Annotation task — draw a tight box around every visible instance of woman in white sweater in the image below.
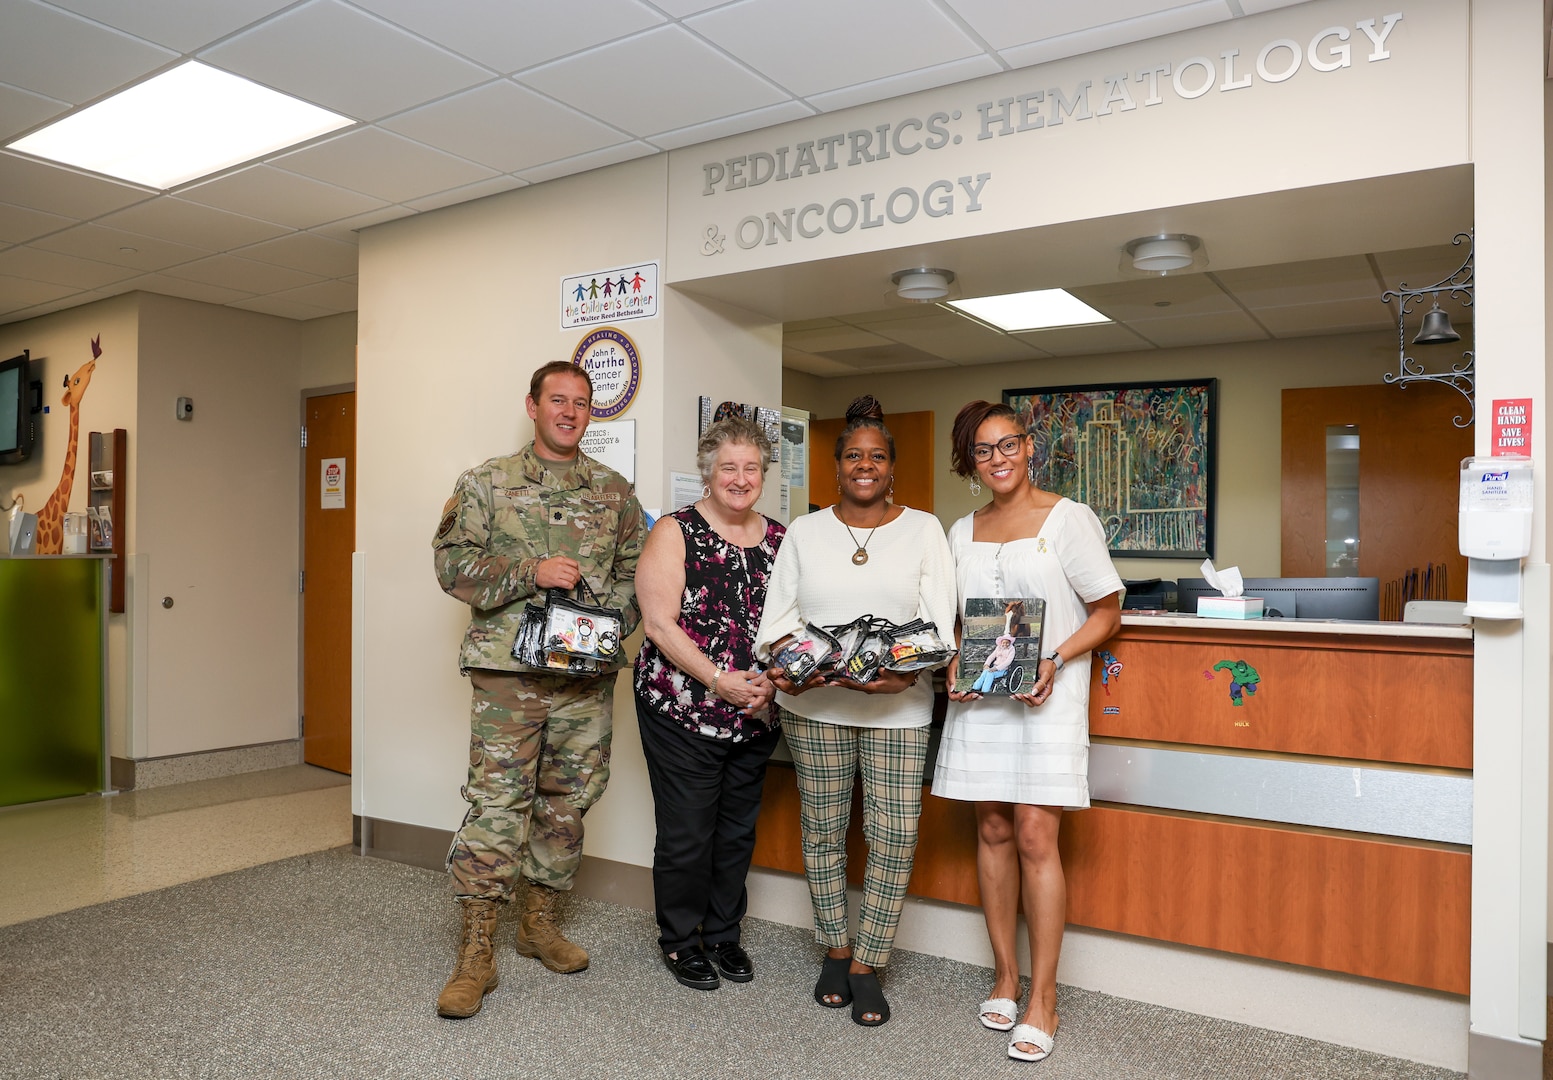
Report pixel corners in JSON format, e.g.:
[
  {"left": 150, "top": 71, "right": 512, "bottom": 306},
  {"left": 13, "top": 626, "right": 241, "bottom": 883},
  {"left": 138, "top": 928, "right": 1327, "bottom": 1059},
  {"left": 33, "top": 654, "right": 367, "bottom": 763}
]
[{"left": 755, "top": 396, "right": 956, "bottom": 1028}]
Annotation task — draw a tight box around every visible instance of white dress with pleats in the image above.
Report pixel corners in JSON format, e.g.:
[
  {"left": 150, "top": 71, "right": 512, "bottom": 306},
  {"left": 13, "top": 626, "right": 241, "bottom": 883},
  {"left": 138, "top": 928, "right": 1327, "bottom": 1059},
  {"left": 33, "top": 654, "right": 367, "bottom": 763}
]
[{"left": 931, "top": 498, "right": 1123, "bottom": 808}]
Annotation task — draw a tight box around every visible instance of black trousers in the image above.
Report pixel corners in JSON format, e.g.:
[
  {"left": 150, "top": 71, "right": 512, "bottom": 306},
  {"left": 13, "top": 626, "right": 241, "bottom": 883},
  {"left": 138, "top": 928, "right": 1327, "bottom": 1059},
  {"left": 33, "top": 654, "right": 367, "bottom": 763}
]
[{"left": 635, "top": 693, "right": 780, "bottom": 955}]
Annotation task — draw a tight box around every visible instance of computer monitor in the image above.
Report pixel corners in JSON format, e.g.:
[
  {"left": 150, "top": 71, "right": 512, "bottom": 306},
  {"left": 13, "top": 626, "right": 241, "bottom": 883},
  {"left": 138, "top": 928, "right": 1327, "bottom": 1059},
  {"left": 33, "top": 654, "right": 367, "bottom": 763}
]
[{"left": 1174, "top": 577, "right": 1381, "bottom": 621}]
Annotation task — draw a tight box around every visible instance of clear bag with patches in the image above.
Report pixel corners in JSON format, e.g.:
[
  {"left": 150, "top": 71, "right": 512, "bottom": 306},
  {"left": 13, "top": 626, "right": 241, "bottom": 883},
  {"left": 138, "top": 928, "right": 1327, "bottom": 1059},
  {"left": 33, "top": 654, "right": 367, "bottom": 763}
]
[
  {"left": 769, "top": 623, "right": 843, "bottom": 686},
  {"left": 513, "top": 583, "right": 624, "bottom": 676},
  {"left": 879, "top": 619, "right": 956, "bottom": 672}
]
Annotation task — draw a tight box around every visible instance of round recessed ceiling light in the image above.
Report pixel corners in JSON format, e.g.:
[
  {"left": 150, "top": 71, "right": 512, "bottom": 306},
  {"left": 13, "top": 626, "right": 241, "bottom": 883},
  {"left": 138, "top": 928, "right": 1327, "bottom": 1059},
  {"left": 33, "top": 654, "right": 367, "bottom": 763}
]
[
  {"left": 891, "top": 267, "right": 955, "bottom": 302},
  {"left": 1124, "top": 234, "right": 1203, "bottom": 274}
]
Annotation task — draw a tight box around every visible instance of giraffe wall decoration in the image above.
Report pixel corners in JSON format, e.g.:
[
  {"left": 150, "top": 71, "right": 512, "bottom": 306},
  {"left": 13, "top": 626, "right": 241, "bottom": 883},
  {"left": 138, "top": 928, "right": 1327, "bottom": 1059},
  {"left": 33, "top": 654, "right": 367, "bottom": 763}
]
[{"left": 32, "top": 336, "right": 99, "bottom": 555}]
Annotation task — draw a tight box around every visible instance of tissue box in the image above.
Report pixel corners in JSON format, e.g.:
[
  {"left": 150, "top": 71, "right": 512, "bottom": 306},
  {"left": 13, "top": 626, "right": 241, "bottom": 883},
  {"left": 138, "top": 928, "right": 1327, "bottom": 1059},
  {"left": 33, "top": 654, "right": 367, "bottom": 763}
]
[{"left": 1198, "top": 596, "right": 1263, "bottom": 620}]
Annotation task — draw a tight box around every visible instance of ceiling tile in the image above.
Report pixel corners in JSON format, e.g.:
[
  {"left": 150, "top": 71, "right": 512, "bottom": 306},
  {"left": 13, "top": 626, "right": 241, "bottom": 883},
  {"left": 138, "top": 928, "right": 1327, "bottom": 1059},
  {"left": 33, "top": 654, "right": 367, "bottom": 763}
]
[
  {"left": 1257, "top": 299, "right": 1396, "bottom": 337},
  {"left": 98, "top": 197, "right": 291, "bottom": 250},
  {"left": 689, "top": 0, "right": 980, "bottom": 98},
  {"left": 0, "top": 152, "right": 152, "bottom": 219},
  {"left": 351, "top": 0, "right": 665, "bottom": 74},
  {"left": 403, "top": 175, "right": 527, "bottom": 212},
  {"left": 383, "top": 81, "right": 627, "bottom": 173},
  {"left": 200, "top": 0, "right": 493, "bottom": 121},
  {"left": 951, "top": 0, "right": 1209, "bottom": 50},
  {"left": 648, "top": 102, "right": 813, "bottom": 152},
  {"left": 819, "top": 343, "right": 951, "bottom": 372},
  {"left": 262, "top": 278, "right": 357, "bottom": 311},
  {"left": 113, "top": 272, "right": 255, "bottom": 306},
  {"left": 513, "top": 143, "right": 656, "bottom": 186},
  {"left": 0, "top": 201, "right": 74, "bottom": 245},
  {"left": 230, "top": 293, "right": 337, "bottom": 319},
  {"left": 1009, "top": 321, "right": 1155, "bottom": 356},
  {"left": 232, "top": 232, "right": 358, "bottom": 277},
  {"left": 806, "top": 56, "right": 1002, "bottom": 113},
  {"left": 42, "top": 0, "right": 297, "bottom": 54},
  {"left": 0, "top": 81, "right": 69, "bottom": 143},
  {"left": 1071, "top": 274, "right": 1239, "bottom": 321},
  {"left": 271, "top": 128, "right": 498, "bottom": 204},
  {"left": 998, "top": 1, "right": 1232, "bottom": 68},
  {"left": 162, "top": 253, "right": 324, "bottom": 293},
  {"left": 652, "top": 0, "right": 728, "bottom": 15},
  {"left": 177, "top": 165, "right": 389, "bottom": 229},
  {"left": 785, "top": 317, "right": 845, "bottom": 332},
  {"left": 519, "top": 26, "right": 788, "bottom": 135},
  {"left": 873, "top": 315, "right": 1044, "bottom": 366},
  {"left": 781, "top": 348, "right": 862, "bottom": 377},
  {"left": 0, "top": 273, "right": 78, "bottom": 315},
  {"left": 0, "top": 245, "right": 140, "bottom": 289},
  {"left": 1372, "top": 243, "right": 1469, "bottom": 293},
  {"left": 785, "top": 326, "right": 892, "bottom": 352},
  {"left": 1126, "top": 310, "right": 1267, "bottom": 348},
  {"left": 32, "top": 223, "right": 212, "bottom": 271},
  {"left": 306, "top": 205, "right": 417, "bottom": 243},
  {"left": 846, "top": 304, "right": 954, "bottom": 327},
  {"left": 1214, "top": 256, "right": 1378, "bottom": 308},
  {"left": 0, "top": 1, "right": 177, "bottom": 104}
]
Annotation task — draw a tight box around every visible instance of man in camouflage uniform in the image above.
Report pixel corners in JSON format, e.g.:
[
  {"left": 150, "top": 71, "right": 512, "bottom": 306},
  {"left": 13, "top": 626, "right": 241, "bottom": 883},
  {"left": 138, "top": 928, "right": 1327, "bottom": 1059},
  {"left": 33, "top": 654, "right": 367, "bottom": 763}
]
[{"left": 431, "top": 359, "right": 645, "bottom": 1018}]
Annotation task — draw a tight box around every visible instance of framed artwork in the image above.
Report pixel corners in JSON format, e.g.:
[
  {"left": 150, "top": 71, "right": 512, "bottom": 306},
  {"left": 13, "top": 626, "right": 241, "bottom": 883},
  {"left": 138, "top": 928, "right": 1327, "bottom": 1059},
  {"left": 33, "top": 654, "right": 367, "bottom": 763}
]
[
  {"left": 697, "top": 396, "right": 781, "bottom": 462},
  {"left": 1002, "top": 379, "right": 1217, "bottom": 558}
]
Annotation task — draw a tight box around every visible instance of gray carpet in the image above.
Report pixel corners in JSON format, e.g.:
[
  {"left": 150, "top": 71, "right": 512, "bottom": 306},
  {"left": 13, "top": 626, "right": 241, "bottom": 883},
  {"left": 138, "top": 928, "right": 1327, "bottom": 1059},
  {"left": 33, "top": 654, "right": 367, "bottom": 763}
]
[{"left": 0, "top": 848, "right": 1460, "bottom": 1080}]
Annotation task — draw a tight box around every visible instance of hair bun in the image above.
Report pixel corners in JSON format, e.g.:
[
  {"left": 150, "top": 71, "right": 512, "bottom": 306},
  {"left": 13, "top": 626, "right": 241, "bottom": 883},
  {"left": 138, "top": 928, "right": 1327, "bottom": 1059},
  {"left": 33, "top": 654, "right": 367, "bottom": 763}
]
[{"left": 845, "top": 395, "right": 885, "bottom": 423}]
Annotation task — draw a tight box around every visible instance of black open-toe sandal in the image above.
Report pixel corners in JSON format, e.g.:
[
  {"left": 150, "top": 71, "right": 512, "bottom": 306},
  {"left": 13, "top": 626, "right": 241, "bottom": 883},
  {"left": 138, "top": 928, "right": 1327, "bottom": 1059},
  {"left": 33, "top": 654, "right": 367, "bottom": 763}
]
[
  {"left": 813, "top": 955, "right": 851, "bottom": 1008},
  {"left": 848, "top": 970, "right": 890, "bottom": 1027}
]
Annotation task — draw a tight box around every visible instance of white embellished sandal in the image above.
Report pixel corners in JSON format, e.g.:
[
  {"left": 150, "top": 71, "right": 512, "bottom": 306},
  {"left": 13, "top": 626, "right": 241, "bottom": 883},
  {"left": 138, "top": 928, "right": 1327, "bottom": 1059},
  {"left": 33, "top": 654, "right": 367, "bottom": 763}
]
[
  {"left": 1008, "top": 1022, "right": 1055, "bottom": 1062},
  {"left": 977, "top": 997, "right": 1018, "bottom": 1031}
]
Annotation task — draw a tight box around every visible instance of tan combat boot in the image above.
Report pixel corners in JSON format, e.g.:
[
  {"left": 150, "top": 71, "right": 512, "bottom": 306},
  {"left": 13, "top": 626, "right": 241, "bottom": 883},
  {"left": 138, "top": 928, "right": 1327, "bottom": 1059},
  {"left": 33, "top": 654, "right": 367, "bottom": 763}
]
[
  {"left": 514, "top": 883, "right": 589, "bottom": 973},
  {"left": 436, "top": 897, "right": 500, "bottom": 1018}
]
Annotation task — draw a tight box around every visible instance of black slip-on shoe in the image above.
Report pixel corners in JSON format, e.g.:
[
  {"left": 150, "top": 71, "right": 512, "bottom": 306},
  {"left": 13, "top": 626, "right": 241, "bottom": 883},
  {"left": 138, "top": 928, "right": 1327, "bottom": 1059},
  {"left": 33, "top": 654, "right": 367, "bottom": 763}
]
[
  {"left": 709, "top": 941, "right": 754, "bottom": 983},
  {"left": 663, "top": 948, "right": 720, "bottom": 991}
]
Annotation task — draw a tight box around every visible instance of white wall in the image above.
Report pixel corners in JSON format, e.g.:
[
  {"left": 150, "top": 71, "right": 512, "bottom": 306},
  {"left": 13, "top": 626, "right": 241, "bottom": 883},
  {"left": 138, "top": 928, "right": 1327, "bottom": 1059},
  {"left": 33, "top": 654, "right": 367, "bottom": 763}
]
[
  {"left": 783, "top": 330, "right": 1400, "bottom": 582},
  {"left": 135, "top": 295, "right": 307, "bottom": 757}
]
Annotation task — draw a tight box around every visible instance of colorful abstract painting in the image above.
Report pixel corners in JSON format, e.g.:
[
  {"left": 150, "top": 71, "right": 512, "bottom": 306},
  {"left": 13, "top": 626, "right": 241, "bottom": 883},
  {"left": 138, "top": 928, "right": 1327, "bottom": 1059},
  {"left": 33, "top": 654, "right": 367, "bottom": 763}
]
[{"left": 1002, "top": 379, "right": 1217, "bottom": 558}]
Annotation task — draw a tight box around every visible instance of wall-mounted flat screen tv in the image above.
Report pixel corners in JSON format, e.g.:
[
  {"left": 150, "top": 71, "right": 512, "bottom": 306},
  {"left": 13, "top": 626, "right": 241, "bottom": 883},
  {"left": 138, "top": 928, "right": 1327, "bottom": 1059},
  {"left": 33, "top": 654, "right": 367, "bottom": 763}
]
[{"left": 0, "top": 350, "right": 38, "bottom": 465}]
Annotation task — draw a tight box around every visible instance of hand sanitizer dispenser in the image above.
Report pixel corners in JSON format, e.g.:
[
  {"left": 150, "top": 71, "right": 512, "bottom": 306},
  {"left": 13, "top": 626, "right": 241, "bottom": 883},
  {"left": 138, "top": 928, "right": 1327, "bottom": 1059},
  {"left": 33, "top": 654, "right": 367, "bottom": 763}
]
[{"left": 1459, "top": 456, "right": 1533, "bottom": 619}]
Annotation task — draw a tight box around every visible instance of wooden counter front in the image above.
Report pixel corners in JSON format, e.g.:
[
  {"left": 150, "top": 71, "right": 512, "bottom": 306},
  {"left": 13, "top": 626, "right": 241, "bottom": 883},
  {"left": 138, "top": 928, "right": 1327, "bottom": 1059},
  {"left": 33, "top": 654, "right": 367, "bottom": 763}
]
[
  {"left": 750, "top": 618, "right": 1473, "bottom": 994},
  {"left": 1089, "top": 617, "right": 1473, "bottom": 768}
]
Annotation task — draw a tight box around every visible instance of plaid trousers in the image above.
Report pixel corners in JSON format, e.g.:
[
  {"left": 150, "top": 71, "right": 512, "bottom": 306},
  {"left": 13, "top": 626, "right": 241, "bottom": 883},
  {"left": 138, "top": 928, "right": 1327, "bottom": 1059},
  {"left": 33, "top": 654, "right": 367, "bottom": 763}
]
[{"left": 779, "top": 708, "right": 929, "bottom": 970}]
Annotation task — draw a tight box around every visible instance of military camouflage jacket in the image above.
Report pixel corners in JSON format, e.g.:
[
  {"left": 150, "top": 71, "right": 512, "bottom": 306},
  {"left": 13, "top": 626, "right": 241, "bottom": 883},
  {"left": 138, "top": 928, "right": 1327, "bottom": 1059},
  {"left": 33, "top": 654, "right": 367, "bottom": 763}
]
[{"left": 433, "top": 442, "right": 645, "bottom": 674}]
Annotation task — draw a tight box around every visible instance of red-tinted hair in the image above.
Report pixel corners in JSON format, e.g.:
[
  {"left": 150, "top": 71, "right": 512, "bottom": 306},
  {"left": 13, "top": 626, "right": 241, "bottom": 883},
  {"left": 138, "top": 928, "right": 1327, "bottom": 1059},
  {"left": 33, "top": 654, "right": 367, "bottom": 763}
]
[{"left": 949, "top": 400, "right": 1021, "bottom": 477}]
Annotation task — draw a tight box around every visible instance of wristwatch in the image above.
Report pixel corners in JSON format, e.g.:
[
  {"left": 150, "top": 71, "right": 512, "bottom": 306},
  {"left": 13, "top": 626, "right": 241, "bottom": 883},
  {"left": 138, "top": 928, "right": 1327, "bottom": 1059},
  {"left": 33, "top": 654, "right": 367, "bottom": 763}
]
[{"left": 1043, "top": 651, "right": 1065, "bottom": 672}]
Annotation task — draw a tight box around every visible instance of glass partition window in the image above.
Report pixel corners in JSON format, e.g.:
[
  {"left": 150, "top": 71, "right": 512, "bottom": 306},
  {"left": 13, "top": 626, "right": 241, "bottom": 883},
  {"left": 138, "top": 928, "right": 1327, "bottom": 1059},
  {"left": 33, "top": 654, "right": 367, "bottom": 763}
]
[{"left": 1325, "top": 425, "right": 1360, "bottom": 576}]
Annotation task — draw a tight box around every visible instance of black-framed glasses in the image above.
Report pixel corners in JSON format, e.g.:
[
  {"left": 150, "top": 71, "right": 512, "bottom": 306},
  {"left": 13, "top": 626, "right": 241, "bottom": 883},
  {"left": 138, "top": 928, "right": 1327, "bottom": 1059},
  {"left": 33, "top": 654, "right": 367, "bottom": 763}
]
[{"left": 971, "top": 434, "right": 1026, "bottom": 462}]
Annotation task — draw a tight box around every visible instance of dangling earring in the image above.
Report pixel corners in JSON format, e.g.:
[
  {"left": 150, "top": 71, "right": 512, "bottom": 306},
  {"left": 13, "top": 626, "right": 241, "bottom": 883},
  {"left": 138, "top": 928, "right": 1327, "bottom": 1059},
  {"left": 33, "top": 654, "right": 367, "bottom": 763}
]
[
  {"left": 701, "top": 484, "right": 710, "bottom": 499},
  {"left": 968, "top": 476, "right": 982, "bottom": 497},
  {"left": 887, "top": 477, "right": 895, "bottom": 499}
]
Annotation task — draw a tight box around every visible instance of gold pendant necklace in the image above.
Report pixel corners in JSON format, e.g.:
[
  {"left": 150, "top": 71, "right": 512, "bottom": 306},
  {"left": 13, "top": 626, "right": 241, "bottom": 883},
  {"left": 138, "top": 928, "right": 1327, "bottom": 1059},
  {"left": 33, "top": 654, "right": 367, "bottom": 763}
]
[{"left": 840, "top": 505, "right": 887, "bottom": 566}]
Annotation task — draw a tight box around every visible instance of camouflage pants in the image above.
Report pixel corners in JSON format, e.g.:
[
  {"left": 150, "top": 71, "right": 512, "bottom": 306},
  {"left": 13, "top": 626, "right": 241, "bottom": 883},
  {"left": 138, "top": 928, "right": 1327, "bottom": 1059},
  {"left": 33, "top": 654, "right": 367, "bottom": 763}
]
[{"left": 448, "top": 668, "right": 614, "bottom": 898}]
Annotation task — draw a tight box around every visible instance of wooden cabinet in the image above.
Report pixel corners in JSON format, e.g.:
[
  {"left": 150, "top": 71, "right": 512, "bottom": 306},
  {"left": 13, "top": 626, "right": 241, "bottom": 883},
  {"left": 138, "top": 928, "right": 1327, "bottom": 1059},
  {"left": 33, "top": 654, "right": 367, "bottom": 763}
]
[{"left": 87, "top": 428, "right": 126, "bottom": 613}]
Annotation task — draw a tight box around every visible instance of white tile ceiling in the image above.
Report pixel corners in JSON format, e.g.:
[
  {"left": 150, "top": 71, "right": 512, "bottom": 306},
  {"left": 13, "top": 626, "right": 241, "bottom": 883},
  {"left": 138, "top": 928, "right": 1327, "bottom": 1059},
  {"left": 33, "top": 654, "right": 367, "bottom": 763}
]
[{"left": 0, "top": 0, "right": 1480, "bottom": 378}]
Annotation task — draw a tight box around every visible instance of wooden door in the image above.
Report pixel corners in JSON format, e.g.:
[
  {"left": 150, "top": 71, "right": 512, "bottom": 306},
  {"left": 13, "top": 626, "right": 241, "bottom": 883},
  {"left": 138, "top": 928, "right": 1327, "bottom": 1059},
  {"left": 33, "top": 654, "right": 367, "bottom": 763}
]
[
  {"left": 1282, "top": 383, "right": 1470, "bottom": 614},
  {"left": 809, "top": 410, "right": 934, "bottom": 513},
  {"left": 302, "top": 391, "right": 355, "bottom": 773}
]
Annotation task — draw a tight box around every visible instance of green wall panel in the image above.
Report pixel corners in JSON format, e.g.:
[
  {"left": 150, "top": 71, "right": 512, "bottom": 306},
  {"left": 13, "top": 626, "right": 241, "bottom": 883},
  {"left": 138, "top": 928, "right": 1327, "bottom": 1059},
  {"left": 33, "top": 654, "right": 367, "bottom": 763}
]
[{"left": 0, "top": 558, "right": 105, "bottom": 807}]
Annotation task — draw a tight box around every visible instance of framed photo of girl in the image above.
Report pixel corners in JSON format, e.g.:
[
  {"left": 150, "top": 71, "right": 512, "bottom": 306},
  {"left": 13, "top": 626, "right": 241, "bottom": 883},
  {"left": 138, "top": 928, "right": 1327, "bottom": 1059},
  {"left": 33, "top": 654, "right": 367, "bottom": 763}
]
[{"left": 1001, "top": 379, "right": 1217, "bottom": 559}]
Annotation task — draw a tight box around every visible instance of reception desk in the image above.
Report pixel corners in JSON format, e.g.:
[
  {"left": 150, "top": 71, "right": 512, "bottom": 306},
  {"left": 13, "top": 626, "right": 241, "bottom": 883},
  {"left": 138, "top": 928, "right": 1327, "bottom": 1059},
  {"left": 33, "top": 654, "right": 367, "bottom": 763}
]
[
  {"left": 0, "top": 555, "right": 110, "bottom": 808},
  {"left": 750, "top": 614, "right": 1472, "bottom": 994}
]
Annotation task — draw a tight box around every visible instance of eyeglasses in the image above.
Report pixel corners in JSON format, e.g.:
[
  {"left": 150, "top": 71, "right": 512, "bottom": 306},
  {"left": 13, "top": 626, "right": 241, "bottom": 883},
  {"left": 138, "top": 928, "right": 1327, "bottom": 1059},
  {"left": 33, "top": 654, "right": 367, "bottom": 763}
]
[{"left": 971, "top": 434, "right": 1026, "bottom": 462}]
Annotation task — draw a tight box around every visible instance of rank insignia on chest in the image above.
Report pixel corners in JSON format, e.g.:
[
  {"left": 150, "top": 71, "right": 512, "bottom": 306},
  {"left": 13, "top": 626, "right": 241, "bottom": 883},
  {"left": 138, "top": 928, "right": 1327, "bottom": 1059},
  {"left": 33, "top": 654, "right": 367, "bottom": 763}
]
[{"left": 551, "top": 509, "right": 565, "bottom": 523}]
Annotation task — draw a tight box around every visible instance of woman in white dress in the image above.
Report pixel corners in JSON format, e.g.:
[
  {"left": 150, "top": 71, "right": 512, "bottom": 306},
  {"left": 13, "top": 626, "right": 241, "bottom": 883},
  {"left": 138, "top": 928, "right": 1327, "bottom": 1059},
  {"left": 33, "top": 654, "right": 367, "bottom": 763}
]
[{"left": 932, "top": 399, "right": 1123, "bottom": 1063}]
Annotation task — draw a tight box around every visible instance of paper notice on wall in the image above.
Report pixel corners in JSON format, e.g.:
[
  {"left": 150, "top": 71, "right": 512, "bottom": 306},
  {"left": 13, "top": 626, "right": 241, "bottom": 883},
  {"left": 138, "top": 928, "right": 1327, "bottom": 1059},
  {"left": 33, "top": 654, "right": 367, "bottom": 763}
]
[
  {"left": 580, "top": 420, "right": 635, "bottom": 482},
  {"left": 670, "top": 471, "right": 702, "bottom": 511},
  {"left": 322, "top": 457, "right": 346, "bottom": 509}
]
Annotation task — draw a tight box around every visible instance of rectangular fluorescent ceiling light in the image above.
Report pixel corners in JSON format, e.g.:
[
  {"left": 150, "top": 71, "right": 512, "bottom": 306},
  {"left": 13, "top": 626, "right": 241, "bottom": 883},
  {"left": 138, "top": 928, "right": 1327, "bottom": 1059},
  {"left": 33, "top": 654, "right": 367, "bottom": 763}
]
[
  {"left": 948, "top": 289, "right": 1110, "bottom": 333},
  {"left": 6, "top": 62, "right": 353, "bottom": 190}
]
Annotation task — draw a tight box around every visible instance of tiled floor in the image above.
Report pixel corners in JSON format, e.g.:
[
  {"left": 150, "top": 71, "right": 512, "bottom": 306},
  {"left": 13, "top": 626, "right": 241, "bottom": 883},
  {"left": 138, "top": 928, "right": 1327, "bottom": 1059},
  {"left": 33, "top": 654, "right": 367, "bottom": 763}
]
[{"left": 0, "top": 765, "right": 352, "bottom": 929}]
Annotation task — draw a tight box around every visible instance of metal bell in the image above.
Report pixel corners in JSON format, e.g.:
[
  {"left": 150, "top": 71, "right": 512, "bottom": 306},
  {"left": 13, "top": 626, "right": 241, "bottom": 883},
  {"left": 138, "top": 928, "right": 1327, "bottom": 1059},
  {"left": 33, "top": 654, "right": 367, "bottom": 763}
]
[{"left": 1413, "top": 297, "right": 1461, "bottom": 345}]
